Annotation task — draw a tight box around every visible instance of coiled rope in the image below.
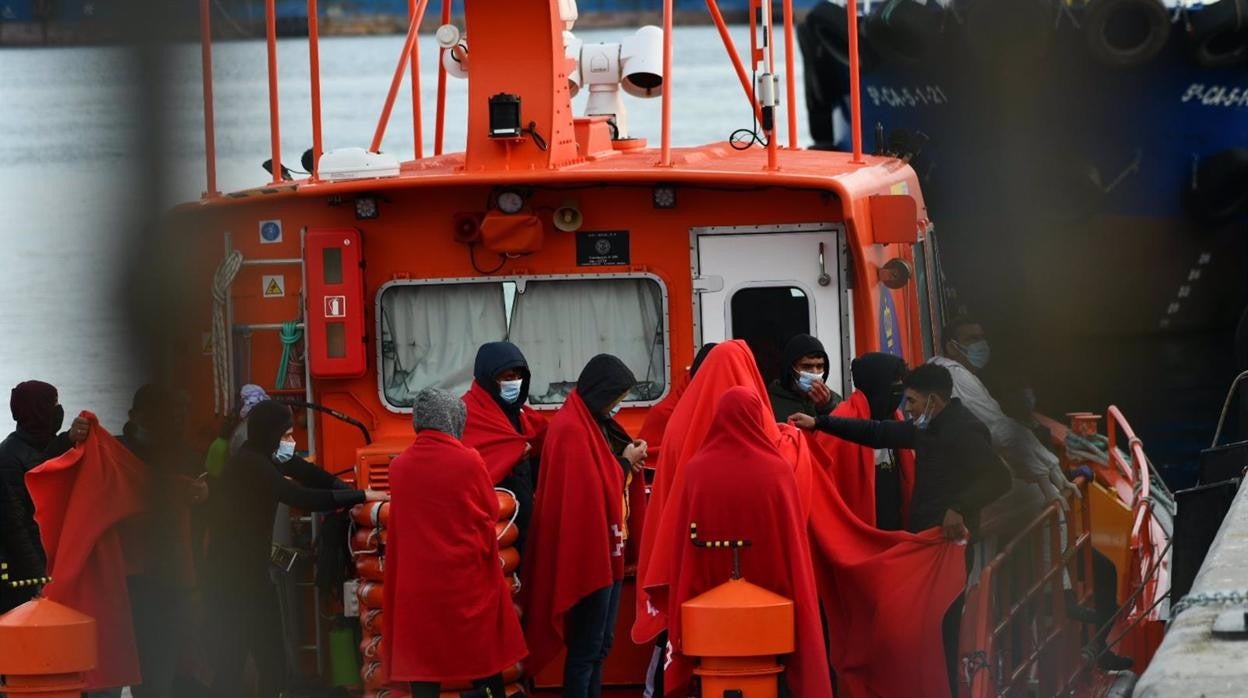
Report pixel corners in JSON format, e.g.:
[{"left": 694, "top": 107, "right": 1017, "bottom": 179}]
[
  {"left": 276, "top": 319, "right": 304, "bottom": 390},
  {"left": 211, "top": 250, "right": 244, "bottom": 415}
]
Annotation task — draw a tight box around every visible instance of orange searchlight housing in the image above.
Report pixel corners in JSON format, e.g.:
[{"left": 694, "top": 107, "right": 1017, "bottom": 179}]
[{"left": 305, "top": 227, "right": 367, "bottom": 378}]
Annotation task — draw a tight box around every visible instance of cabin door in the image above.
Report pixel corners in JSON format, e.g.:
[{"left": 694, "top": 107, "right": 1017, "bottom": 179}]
[{"left": 693, "top": 224, "right": 851, "bottom": 394}]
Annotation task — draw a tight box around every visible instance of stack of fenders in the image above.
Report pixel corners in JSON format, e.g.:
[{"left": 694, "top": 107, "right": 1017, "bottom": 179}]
[{"left": 349, "top": 490, "right": 527, "bottom": 697}]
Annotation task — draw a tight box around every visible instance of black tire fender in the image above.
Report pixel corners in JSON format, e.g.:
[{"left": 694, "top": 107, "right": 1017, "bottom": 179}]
[
  {"left": 803, "top": 1, "right": 881, "bottom": 74},
  {"left": 866, "top": 0, "right": 945, "bottom": 66},
  {"left": 1187, "top": 148, "right": 1248, "bottom": 224},
  {"left": 1082, "top": 0, "right": 1172, "bottom": 68},
  {"left": 1186, "top": 0, "right": 1248, "bottom": 69}
]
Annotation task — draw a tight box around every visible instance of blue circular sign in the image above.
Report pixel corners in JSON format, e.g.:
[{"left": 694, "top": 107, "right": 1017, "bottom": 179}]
[{"left": 260, "top": 221, "right": 281, "bottom": 242}]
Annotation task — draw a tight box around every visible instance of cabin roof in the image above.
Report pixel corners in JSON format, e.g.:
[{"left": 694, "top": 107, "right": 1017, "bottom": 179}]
[{"left": 184, "top": 145, "right": 923, "bottom": 212}]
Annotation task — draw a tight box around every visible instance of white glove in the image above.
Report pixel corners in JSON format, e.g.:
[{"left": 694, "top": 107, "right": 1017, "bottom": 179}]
[{"left": 1038, "top": 479, "right": 1070, "bottom": 512}]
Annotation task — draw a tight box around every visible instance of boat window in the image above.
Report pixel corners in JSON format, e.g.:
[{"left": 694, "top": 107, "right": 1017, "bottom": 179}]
[
  {"left": 914, "top": 242, "right": 934, "bottom": 358},
  {"left": 379, "top": 277, "right": 667, "bottom": 408},
  {"left": 730, "top": 285, "right": 811, "bottom": 385}
]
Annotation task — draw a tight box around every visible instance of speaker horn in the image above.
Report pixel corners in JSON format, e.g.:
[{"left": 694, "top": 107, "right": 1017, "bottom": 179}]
[{"left": 552, "top": 201, "right": 583, "bottom": 232}]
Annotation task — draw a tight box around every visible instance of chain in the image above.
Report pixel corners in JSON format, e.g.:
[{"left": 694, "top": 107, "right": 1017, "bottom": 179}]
[{"left": 1170, "top": 589, "right": 1248, "bottom": 623}]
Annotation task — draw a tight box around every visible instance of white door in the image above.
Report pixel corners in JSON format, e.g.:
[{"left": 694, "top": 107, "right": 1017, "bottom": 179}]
[{"left": 693, "top": 224, "right": 851, "bottom": 394}]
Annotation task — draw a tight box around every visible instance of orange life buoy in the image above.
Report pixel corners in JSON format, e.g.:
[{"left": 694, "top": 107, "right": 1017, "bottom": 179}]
[
  {"left": 356, "top": 555, "right": 385, "bottom": 581},
  {"left": 496, "top": 489, "right": 517, "bottom": 521},
  {"left": 351, "top": 501, "right": 390, "bottom": 529},
  {"left": 495, "top": 519, "right": 519, "bottom": 548},
  {"left": 498, "top": 546, "right": 520, "bottom": 576},
  {"left": 362, "top": 607, "right": 383, "bottom": 633},
  {"left": 358, "top": 580, "right": 385, "bottom": 608},
  {"left": 351, "top": 527, "right": 387, "bottom": 553}
]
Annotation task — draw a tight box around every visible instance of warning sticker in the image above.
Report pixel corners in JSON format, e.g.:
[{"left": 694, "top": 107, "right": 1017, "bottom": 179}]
[
  {"left": 259, "top": 219, "right": 283, "bottom": 245},
  {"left": 324, "top": 295, "right": 347, "bottom": 318},
  {"left": 201, "top": 332, "right": 214, "bottom": 356},
  {"left": 263, "top": 275, "right": 286, "bottom": 298}
]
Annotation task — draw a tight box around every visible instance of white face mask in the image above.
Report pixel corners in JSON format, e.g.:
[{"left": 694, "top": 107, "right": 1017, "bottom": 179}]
[
  {"left": 797, "top": 371, "right": 823, "bottom": 393},
  {"left": 498, "top": 379, "right": 524, "bottom": 404},
  {"left": 274, "top": 439, "right": 296, "bottom": 463}
]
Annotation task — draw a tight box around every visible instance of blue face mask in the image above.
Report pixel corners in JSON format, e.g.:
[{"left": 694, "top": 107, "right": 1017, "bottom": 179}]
[
  {"left": 274, "top": 439, "right": 296, "bottom": 463},
  {"left": 498, "top": 379, "right": 524, "bottom": 404},
  {"left": 796, "top": 371, "right": 823, "bottom": 393},
  {"left": 957, "top": 340, "right": 991, "bottom": 370},
  {"left": 909, "top": 397, "right": 935, "bottom": 430}
]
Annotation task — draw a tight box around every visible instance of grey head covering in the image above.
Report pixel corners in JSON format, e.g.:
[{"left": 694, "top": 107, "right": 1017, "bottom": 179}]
[{"left": 412, "top": 387, "right": 467, "bottom": 440}]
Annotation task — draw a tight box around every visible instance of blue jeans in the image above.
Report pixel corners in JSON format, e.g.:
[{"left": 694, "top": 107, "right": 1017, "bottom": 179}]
[{"left": 563, "top": 580, "right": 623, "bottom": 698}]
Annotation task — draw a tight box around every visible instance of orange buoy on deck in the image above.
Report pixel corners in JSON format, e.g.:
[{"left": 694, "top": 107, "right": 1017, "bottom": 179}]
[
  {"left": 0, "top": 597, "right": 97, "bottom": 698},
  {"left": 681, "top": 531, "right": 795, "bottom": 698}
]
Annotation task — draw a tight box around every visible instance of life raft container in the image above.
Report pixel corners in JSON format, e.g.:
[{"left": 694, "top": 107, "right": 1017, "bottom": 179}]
[
  {"left": 1186, "top": 0, "right": 1248, "bottom": 68},
  {"left": 1187, "top": 148, "right": 1248, "bottom": 223},
  {"left": 1081, "top": 0, "right": 1171, "bottom": 67}
]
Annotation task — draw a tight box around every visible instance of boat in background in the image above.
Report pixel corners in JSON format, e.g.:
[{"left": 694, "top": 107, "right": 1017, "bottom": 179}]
[{"left": 799, "top": 0, "right": 1248, "bottom": 490}]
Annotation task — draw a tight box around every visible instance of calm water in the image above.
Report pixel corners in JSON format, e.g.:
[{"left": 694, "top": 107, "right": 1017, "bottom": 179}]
[{"left": 0, "top": 27, "right": 811, "bottom": 434}]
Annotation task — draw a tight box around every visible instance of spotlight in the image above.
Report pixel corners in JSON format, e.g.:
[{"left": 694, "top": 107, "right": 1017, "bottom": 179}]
[
  {"left": 354, "top": 196, "right": 378, "bottom": 220},
  {"left": 652, "top": 185, "right": 676, "bottom": 209},
  {"left": 488, "top": 93, "right": 523, "bottom": 139}
]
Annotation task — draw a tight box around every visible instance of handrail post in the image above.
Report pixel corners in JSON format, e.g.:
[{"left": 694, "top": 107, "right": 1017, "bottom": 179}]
[
  {"left": 659, "top": 0, "right": 673, "bottom": 166},
  {"left": 307, "top": 0, "right": 323, "bottom": 181},
  {"left": 199, "top": 0, "right": 219, "bottom": 198},
  {"left": 434, "top": 0, "right": 451, "bottom": 155},
  {"left": 847, "top": 0, "right": 864, "bottom": 163},
  {"left": 371, "top": 0, "right": 428, "bottom": 154},
  {"left": 408, "top": 0, "right": 424, "bottom": 159},
  {"left": 705, "top": 0, "right": 762, "bottom": 122},
  {"left": 265, "top": 0, "right": 282, "bottom": 185},
  {"left": 782, "top": 0, "right": 797, "bottom": 149}
]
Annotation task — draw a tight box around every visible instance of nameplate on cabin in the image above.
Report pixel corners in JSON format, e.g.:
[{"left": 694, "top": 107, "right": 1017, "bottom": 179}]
[{"left": 576, "top": 231, "right": 630, "bottom": 267}]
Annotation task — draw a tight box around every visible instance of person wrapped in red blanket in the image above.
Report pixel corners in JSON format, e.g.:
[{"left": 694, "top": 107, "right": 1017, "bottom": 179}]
[
  {"left": 522, "top": 354, "right": 647, "bottom": 698},
  {"left": 461, "top": 341, "right": 548, "bottom": 555},
  {"left": 384, "top": 388, "right": 527, "bottom": 698},
  {"left": 25, "top": 411, "right": 147, "bottom": 693},
  {"left": 644, "top": 387, "right": 832, "bottom": 698},
  {"left": 814, "top": 352, "right": 916, "bottom": 531}
]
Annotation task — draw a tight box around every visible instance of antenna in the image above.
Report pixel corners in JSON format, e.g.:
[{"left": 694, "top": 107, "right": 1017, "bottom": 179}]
[
  {"left": 690, "top": 522, "right": 753, "bottom": 580},
  {"left": 847, "top": 0, "right": 864, "bottom": 164}
]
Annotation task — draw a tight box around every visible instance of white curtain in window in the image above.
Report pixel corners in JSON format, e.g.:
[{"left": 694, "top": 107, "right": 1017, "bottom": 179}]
[
  {"left": 511, "top": 279, "right": 665, "bottom": 403},
  {"left": 381, "top": 283, "right": 507, "bottom": 405}
]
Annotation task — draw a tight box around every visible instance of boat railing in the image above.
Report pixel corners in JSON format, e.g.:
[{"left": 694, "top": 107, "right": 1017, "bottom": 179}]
[
  {"left": 1106, "top": 405, "right": 1169, "bottom": 624},
  {"left": 193, "top": 0, "right": 868, "bottom": 198},
  {"left": 961, "top": 489, "right": 1094, "bottom": 698}
]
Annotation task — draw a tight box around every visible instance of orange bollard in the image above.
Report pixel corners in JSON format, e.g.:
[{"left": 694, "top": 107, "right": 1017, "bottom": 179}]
[
  {"left": 0, "top": 597, "right": 97, "bottom": 697},
  {"left": 680, "top": 527, "right": 794, "bottom": 698}
]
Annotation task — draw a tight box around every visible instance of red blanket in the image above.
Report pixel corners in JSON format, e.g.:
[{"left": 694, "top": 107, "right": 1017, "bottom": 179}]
[
  {"left": 382, "top": 430, "right": 527, "bottom": 682},
  {"left": 461, "top": 382, "right": 548, "bottom": 484},
  {"left": 633, "top": 340, "right": 771, "bottom": 643},
  {"left": 25, "top": 412, "right": 147, "bottom": 690},
  {"left": 643, "top": 387, "right": 832, "bottom": 698},
  {"left": 816, "top": 390, "right": 916, "bottom": 528},
  {"left": 521, "top": 390, "right": 626, "bottom": 674}
]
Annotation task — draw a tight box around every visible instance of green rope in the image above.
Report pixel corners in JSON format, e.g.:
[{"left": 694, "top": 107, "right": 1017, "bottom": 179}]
[{"left": 276, "top": 320, "right": 303, "bottom": 390}]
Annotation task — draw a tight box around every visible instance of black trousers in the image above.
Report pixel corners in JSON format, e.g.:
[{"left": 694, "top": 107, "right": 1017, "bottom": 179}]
[
  {"left": 209, "top": 581, "right": 285, "bottom": 697},
  {"left": 942, "top": 545, "right": 976, "bottom": 697},
  {"left": 410, "top": 674, "right": 506, "bottom": 698}
]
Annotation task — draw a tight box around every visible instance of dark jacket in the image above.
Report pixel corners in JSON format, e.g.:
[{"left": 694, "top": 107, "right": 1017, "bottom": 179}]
[
  {"left": 769, "top": 334, "right": 841, "bottom": 422},
  {"left": 206, "top": 401, "right": 364, "bottom": 590},
  {"left": 814, "top": 399, "right": 1011, "bottom": 536},
  {"left": 473, "top": 341, "right": 533, "bottom": 431},
  {"left": 0, "top": 430, "right": 71, "bottom": 610},
  {"left": 577, "top": 354, "right": 638, "bottom": 473}
]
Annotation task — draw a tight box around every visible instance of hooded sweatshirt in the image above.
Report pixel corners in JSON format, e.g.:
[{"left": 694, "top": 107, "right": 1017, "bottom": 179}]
[{"left": 767, "top": 333, "right": 841, "bottom": 422}]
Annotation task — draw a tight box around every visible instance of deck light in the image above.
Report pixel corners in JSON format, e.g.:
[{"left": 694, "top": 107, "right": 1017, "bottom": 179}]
[
  {"left": 488, "top": 94, "right": 523, "bottom": 139},
  {"left": 495, "top": 189, "right": 526, "bottom": 214},
  {"left": 354, "top": 196, "right": 378, "bottom": 220},
  {"left": 652, "top": 185, "right": 676, "bottom": 209}
]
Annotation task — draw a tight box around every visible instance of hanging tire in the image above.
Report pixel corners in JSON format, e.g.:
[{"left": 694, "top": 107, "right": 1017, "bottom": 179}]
[
  {"left": 867, "top": 0, "right": 945, "bottom": 66},
  {"left": 1082, "top": 0, "right": 1171, "bottom": 67},
  {"left": 1187, "top": 148, "right": 1248, "bottom": 223},
  {"left": 1187, "top": 0, "right": 1248, "bottom": 69},
  {"left": 802, "top": 1, "right": 880, "bottom": 74},
  {"left": 961, "top": 0, "right": 1055, "bottom": 69}
]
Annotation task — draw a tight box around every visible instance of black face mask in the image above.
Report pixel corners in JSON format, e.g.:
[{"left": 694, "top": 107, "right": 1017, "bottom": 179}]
[
  {"left": 50, "top": 404, "right": 65, "bottom": 436},
  {"left": 889, "top": 384, "right": 905, "bottom": 406}
]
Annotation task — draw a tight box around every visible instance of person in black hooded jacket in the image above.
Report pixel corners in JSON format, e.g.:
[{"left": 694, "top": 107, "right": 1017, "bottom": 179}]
[
  {"left": 0, "top": 380, "right": 90, "bottom": 613},
  {"left": 767, "top": 333, "right": 842, "bottom": 423},
  {"left": 206, "top": 399, "right": 383, "bottom": 697},
  {"left": 463, "top": 342, "right": 548, "bottom": 554}
]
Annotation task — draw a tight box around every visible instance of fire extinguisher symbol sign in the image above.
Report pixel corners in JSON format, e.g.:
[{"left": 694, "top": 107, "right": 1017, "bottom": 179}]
[{"left": 324, "top": 295, "right": 347, "bottom": 318}]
